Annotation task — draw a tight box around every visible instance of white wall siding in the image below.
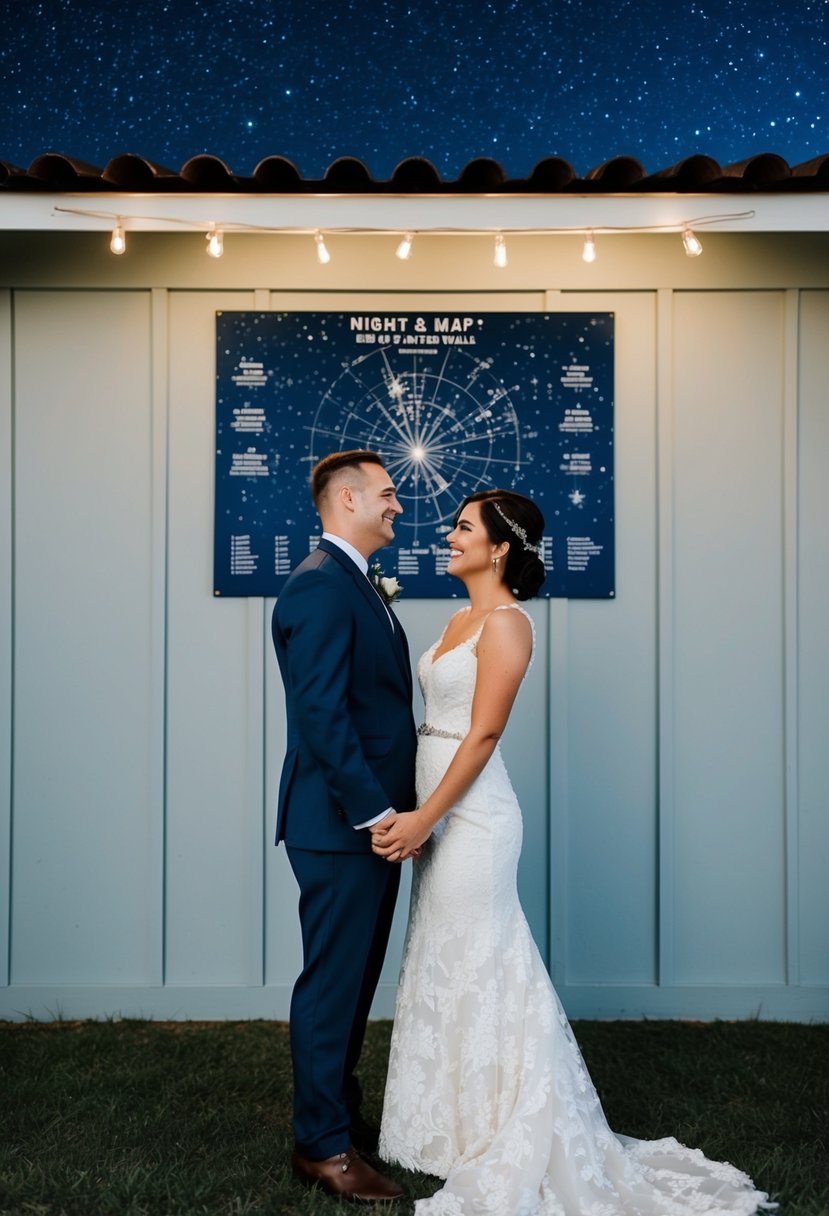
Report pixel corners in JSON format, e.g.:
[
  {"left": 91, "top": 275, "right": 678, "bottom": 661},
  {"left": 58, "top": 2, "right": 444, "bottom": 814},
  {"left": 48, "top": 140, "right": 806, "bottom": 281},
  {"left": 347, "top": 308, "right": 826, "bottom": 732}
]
[
  {"left": 0, "top": 290, "right": 12, "bottom": 989},
  {"left": 556, "top": 292, "right": 658, "bottom": 988},
  {"left": 165, "top": 291, "right": 265, "bottom": 988},
  {"left": 10, "top": 291, "right": 161, "bottom": 986},
  {"left": 0, "top": 240, "right": 826, "bottom": 1022},
  {"left": 670, "top": 292, "right": 787, "bottom": 987}
]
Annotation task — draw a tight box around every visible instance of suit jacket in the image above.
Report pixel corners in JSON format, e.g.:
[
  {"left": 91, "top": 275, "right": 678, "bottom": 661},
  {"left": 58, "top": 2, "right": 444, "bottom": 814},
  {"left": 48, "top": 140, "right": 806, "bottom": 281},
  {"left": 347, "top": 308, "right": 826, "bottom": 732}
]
[{"left": 271, "top": 538, "right": 417, "bottom": 852}]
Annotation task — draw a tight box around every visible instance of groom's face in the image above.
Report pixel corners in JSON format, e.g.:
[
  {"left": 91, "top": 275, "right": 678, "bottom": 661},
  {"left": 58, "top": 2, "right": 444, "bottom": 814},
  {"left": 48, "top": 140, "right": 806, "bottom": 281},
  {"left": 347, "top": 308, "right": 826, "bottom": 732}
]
[{"left": 351, "top": 462, "right": 403, "bottom": 551}]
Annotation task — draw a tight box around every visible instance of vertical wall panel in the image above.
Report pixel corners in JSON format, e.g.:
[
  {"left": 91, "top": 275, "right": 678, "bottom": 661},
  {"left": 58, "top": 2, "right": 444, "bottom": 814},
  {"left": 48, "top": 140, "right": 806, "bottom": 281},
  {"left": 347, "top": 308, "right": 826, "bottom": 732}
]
[
  {"left": 165, "top": 292, "right": 265, "bottom": 988},
  {"left": 12, "top": 291, "right": 159, "bottom": 984},
  {"left": 671, "top": 292, "right": 786, "bottom": 985},
  {"left": 0, "top": 291, "right": 11, "bottom": 985},
  {"left": 797, "top": 291, "right": 829, "bottom": 985},
  {"left": 561, "top": 293, "right": 658, "bottom": 985}
]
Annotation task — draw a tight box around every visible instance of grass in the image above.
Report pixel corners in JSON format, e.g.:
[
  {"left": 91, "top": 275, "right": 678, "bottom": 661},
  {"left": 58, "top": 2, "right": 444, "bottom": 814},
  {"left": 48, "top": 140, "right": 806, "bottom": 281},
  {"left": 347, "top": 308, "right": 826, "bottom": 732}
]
[{"left": 0, "top": 1019, "right": 827, "bottom": 1215}]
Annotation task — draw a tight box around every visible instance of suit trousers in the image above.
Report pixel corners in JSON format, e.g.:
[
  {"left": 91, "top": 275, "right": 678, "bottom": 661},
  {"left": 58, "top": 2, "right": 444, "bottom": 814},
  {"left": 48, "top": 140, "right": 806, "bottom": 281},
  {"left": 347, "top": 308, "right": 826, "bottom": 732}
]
[{"left": 286, "top": 845, "right": 401, "bottom": 1160}]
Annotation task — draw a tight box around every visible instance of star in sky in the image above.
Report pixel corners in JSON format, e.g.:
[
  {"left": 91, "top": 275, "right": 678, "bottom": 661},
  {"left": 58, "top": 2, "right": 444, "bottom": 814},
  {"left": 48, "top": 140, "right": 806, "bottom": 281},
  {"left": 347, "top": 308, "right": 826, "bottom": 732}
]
[{"left": 0, "top": 0, "right": 826, "bottom": 176}]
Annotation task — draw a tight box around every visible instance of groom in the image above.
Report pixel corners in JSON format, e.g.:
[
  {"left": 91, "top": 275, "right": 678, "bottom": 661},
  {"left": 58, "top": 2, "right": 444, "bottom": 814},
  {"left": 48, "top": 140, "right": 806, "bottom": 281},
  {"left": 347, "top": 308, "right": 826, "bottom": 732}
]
[{"left": 271, "top": 449, "right": 417, "bottom": 1203}]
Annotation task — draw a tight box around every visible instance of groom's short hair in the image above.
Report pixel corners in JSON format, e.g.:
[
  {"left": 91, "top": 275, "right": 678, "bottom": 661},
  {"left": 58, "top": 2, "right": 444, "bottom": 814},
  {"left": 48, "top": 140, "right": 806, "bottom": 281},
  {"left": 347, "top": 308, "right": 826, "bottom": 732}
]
[{"left": 311, "top": 450, "right": 385, "bottom": 508}]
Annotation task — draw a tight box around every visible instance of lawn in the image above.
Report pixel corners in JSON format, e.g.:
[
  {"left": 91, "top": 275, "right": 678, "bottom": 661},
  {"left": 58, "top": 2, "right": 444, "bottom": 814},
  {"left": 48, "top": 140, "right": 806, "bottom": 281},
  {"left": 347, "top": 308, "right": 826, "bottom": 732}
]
[{"left": 1, "top": 1019, "right": 826, "bottom": 1215}]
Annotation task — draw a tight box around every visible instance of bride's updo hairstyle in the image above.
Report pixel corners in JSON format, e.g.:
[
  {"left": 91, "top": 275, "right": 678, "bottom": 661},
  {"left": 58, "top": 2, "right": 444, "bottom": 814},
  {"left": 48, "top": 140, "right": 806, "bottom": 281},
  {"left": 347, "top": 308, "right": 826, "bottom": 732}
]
[{"left": 456, "top": 489, "right": 547, "bottom": 601}]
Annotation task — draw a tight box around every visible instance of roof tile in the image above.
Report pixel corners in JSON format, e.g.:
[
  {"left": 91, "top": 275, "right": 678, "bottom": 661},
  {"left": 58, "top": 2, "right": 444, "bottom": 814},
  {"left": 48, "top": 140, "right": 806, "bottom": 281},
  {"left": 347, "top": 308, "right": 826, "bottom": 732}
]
[{"left": 1, "top": 151, "right": 827, "bottom": 193}]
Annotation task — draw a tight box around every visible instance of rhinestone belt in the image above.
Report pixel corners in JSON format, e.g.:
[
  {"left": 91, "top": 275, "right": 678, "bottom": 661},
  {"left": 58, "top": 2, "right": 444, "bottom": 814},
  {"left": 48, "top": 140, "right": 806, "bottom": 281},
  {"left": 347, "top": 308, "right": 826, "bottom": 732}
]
[{"left": 417, "top": 723, "right": 464, "bottom": 741}]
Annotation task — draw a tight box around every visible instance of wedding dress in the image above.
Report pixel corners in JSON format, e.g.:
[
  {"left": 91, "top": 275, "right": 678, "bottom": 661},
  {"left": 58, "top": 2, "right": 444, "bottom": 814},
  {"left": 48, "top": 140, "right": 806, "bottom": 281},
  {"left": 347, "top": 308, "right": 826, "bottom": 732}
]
[{"left": 379, "top": 605, "right": 773, "bottom": 1216}]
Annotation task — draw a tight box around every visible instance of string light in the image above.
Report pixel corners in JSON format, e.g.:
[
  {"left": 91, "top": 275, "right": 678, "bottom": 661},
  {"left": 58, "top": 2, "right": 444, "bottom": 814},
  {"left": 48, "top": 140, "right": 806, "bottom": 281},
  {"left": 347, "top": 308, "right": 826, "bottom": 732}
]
[
  {"left": 110, "top": 221, "right": 126, "bottom": 255},
  {"left": 206, "top": 226, "right": 224, "bottom": 258},
  {"left": 395, "top": 232, "right": 414, "bottom": 260},
  {"left": 682, "top": 227, "right": 703, "bottom": 257},
  {"left": 59, "top": 205, "right": 754, "bottom": 264}
]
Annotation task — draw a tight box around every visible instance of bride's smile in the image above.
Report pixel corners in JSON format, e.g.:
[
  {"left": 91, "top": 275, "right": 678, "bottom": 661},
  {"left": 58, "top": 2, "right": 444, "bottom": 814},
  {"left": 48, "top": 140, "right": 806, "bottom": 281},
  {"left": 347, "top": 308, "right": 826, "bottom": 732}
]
[{"left": 445, "top": 502, "right": 508, "bottom": 582}]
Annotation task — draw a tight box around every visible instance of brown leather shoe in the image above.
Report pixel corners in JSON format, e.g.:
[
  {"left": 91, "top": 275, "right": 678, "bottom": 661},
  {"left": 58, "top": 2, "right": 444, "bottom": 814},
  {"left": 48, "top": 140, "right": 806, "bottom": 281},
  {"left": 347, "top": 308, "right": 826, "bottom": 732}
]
[{"left": 292, "top": 1144, "right": 403, "bottom": 1203}]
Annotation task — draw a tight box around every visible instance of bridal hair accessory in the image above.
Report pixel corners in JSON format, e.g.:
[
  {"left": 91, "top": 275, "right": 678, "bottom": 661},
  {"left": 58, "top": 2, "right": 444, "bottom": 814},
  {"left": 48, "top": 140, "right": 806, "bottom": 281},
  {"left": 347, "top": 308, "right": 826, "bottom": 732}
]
[
  {"left": 491, "top": 501, "right": 543, "bottom": 557},
  {"left": 369, "top": 560, "right": 403, "bottom": 605}
]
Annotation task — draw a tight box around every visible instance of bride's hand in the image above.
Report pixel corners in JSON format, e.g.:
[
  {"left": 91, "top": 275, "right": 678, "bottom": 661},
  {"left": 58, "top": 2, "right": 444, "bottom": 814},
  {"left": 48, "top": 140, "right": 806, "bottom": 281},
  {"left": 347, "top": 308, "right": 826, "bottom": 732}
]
[{"left": 371, "top": 810, "right": 431, "bottom": 862}]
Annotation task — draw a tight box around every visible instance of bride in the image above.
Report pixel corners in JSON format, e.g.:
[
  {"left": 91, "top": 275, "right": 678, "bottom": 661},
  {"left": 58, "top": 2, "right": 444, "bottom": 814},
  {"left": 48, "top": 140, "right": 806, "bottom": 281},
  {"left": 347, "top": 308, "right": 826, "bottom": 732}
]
[{"left": 370, "top": 489, "right": 773, "bottom": 1216}]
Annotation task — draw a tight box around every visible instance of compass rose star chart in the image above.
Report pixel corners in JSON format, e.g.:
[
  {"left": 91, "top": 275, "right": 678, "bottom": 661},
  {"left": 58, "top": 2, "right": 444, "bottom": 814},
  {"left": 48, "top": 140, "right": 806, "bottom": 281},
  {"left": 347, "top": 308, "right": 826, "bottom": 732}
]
[
  {"left": 308, "top": 345, "right": 531, "bottom": 544},
  {"left": 214, "top": 309, "right": 615, "bottom": 598}
]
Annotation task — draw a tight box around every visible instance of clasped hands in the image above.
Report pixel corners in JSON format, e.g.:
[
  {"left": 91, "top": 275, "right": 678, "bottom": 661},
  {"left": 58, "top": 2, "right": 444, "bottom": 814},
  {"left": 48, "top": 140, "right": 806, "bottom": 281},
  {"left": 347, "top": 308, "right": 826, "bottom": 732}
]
[{"left": 370, "top": 809, "right": 430, "bottom": 863}]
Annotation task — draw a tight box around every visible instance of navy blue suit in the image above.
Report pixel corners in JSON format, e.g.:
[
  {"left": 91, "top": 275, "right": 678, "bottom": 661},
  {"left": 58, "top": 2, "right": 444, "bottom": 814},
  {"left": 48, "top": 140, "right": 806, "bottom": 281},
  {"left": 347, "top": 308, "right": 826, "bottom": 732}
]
[{"left": 272, "top": 538, "right": 417, "bottom": 1158}]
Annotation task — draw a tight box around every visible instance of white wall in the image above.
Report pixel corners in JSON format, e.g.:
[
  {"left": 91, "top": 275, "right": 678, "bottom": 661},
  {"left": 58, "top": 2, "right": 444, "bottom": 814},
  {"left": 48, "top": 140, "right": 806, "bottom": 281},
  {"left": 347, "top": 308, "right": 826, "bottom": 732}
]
[{"left": 0, "top": 231, "right": 827, "bottom": 1021}]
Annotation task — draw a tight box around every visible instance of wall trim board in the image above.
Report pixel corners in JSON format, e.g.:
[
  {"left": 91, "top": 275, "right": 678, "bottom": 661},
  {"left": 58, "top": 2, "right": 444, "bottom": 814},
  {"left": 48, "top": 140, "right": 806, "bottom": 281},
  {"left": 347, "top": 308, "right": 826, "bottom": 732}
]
[
  {"left": 548, "top": 598, "right": 570, "bottom": 988},
  {"left": 150, "top": 287, "right": 169, "bottom": 986},
  {"left": 656, "top": 288, "right": 676, "bottom": 988},
  {"left": 1, "top": 982, "right": 826, "bottom": 1024},
  {"left": 783, "top": 288, "right": 800, "bottom": 987}
]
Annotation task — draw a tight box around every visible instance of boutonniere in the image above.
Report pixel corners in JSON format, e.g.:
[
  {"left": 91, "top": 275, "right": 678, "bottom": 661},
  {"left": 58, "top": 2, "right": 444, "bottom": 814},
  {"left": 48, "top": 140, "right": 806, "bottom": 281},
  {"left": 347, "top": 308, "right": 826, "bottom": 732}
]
[{"left": 370, "top": 560, "right": 403, "bottom": 606}]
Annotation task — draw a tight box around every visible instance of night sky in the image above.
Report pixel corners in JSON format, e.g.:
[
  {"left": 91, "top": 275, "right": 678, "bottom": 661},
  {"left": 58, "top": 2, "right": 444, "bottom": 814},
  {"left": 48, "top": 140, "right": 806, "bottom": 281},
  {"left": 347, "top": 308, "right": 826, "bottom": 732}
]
[{"left": 1, "top": 0, "right": 827, "bottom": 179}]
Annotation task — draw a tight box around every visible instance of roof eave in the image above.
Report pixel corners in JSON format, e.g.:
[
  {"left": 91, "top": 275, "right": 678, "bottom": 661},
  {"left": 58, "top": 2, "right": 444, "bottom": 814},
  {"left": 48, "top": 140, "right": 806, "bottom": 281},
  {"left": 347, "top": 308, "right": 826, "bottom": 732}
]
[{"left": 2, "top": 191, "right": 828, "bottom": 233}]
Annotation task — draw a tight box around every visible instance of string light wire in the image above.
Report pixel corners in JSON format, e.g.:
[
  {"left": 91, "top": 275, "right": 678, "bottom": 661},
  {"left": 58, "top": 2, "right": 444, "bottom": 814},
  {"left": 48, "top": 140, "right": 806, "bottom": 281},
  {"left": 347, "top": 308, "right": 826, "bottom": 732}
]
[{"left": 54, "top": 207, "right": 754, "bottom": 258}]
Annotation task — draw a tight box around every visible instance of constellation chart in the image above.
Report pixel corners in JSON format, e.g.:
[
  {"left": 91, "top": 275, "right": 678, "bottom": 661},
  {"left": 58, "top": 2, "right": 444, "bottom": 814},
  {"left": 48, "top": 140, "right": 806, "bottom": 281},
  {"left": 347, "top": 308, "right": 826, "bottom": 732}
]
[{"left": 214, "top": 311, "right": 615, "bottom": 598}]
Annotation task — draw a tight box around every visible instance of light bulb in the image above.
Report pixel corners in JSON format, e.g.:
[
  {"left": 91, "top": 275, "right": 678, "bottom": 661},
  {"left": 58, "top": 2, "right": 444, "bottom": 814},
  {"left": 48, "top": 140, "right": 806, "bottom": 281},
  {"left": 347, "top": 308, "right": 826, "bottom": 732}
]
[
  {"left": 682, "top": 227, "right": 703, "bottom": 257},
  {"left": 110, "top": 222, "right": 126, "bottom": 255},
  {"left": 315, "top": 231, "right": 331, "bottom": 264},
  {"left": 494, "top": 234, "right": 507, "bottom": 268},
  {"left": 395, "top": 232, "right": 414, "bottom": 260},
  {"left": 582, "top": 231, "right": 597, "bottom": 263},
  {"left": 206, "top": 227, "right": 224, "bottom": 258}
]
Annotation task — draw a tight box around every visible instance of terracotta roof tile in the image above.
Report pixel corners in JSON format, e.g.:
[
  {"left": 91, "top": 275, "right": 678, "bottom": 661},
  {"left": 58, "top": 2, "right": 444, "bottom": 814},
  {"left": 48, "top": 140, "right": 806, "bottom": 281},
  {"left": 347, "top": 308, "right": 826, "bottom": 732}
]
[{"left": 1, "top": 151, "right": 828, "bottom": 193}]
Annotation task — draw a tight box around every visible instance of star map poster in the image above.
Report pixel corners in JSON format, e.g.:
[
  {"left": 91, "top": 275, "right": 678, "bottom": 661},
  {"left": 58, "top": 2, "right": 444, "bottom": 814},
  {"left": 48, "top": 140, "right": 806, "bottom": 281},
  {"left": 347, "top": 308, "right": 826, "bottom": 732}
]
[{"left": 214, "top": 311, "right": 614, "bottom": 598}]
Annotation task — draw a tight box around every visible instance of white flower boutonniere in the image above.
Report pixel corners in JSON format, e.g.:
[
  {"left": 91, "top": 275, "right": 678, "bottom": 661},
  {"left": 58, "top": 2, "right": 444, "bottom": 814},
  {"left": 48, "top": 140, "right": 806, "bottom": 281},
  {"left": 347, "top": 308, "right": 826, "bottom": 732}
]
[{"left": 370, "top": 560, "right": 403, "bottom": 606}]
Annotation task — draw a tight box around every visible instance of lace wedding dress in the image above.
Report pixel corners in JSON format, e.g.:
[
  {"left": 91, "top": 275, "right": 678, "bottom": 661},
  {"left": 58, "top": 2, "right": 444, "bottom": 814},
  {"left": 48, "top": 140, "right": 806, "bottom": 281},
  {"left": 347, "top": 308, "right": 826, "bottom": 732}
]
[{"left": 380, "top": 605, "right": 774, "bottom": 1216}]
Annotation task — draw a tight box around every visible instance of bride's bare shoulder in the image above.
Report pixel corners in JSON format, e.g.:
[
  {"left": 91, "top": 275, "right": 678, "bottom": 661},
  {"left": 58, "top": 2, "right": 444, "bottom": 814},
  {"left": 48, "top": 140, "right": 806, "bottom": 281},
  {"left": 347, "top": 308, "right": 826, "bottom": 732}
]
[{"left": 478, "top": 605, "right": 533, "bottom": 652}]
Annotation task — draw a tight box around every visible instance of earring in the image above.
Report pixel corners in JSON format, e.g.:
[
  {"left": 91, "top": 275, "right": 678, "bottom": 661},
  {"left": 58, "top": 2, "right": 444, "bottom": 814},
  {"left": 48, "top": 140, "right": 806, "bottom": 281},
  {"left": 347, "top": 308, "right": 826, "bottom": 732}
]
[{"left": 492, "top": 557, "right": 499, "bottom": 574}]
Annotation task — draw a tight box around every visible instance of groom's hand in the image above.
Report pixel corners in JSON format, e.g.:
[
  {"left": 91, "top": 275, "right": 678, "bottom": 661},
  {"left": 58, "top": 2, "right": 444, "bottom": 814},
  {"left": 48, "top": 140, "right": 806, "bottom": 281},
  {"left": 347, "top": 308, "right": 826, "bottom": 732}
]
[
  {"left": 370, "top": 812, "right": 412, "bottom": 862},
  {"left": 371, "top": 810, "right": 429, "bottom": 862},
  {"left": 370, "top": 809, "right": 399, "bottom": 833},
  {"left": 370, "top": 811, "right": 422, "bottom": 862}
]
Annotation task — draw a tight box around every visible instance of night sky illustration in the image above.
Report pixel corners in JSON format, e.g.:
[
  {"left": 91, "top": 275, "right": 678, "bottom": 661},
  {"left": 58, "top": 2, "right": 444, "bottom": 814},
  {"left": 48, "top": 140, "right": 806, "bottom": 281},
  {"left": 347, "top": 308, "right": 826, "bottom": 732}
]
[
  {"left": 214, "top": 311, "right": 615, "bottom": 598},
  {"left": 1, "top": 0, "right": 827, "bottom": 177}
]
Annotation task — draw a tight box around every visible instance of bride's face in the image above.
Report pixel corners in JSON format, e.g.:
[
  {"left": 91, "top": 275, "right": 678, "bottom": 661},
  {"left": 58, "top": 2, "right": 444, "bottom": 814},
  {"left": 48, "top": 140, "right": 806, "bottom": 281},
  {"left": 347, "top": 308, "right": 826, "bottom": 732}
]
[{"left": 446, "top": 501, "right": 506, "bottom": 578}]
